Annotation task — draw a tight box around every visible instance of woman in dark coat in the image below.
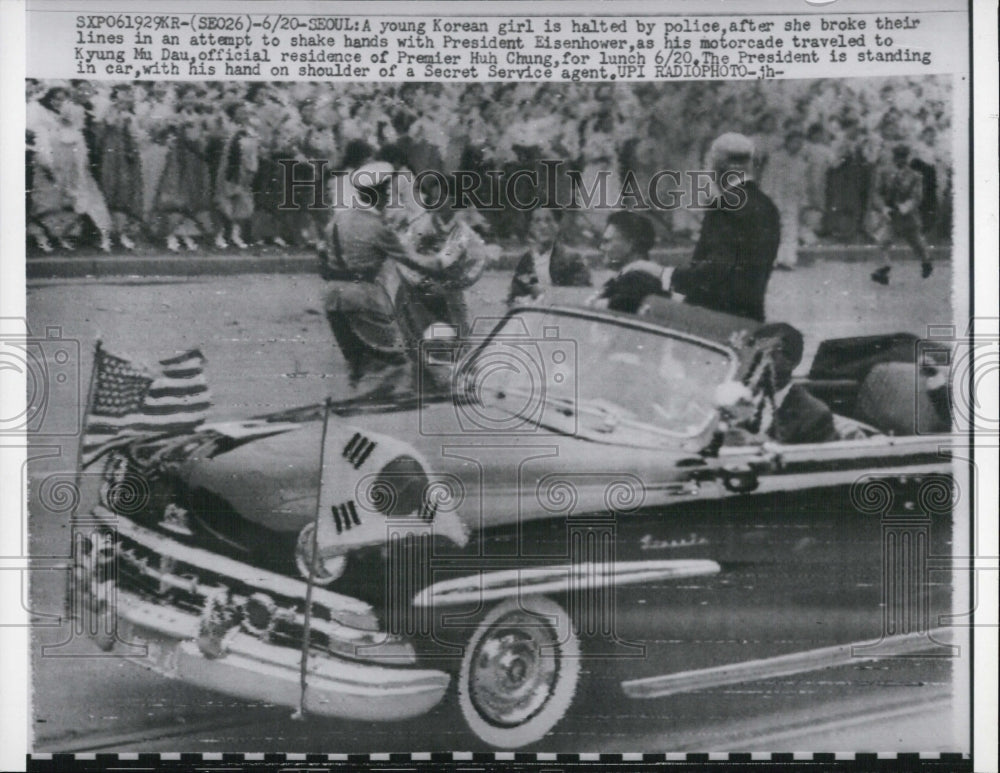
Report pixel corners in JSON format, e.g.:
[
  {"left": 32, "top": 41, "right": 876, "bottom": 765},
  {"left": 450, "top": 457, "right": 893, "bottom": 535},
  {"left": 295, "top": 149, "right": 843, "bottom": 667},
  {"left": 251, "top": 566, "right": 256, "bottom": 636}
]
[
  {"left": 213, "top": 102, "right": 259, "bottom": 249},
  {"left": 97, "top": 84, "right": 144, "bottom": 249},
  {"left": 152, "top": 86, "right": 215, "bottom": 252}
]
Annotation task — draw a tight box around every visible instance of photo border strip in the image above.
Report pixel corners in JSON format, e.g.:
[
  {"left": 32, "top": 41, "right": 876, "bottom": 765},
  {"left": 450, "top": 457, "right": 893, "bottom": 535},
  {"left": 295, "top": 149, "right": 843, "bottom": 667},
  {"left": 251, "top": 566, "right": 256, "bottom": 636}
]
[{"left": 4, "top": 0, "right": 998, "bottom": 770}]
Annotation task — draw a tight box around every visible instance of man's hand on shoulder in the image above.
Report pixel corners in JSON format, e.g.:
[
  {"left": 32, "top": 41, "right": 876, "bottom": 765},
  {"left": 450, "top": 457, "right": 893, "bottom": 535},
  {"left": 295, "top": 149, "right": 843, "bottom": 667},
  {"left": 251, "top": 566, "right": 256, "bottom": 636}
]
[
  {"left": 620, "top": 259, "right": 660, "bottom": 276},
  {"left": 619, "top": 260, "right": 674, "bottom": 292}
]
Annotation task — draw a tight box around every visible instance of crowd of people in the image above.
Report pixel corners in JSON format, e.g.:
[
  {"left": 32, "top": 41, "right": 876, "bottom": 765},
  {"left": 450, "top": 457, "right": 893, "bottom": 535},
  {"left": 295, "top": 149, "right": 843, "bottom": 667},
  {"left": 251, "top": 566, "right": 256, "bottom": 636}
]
[
  {"left": 24, "top": 76, "right": 953, "bottom": 442},
  {"left": 26, "top": 77, "right": 952, "bottom": 255}
]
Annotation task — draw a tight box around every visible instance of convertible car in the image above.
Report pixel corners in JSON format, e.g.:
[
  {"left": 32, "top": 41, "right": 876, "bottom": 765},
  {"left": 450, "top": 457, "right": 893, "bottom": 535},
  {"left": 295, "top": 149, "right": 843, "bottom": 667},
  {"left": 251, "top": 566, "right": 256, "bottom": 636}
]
[{"left": 71, "top": 298, "right": 956, "bottom": 748}]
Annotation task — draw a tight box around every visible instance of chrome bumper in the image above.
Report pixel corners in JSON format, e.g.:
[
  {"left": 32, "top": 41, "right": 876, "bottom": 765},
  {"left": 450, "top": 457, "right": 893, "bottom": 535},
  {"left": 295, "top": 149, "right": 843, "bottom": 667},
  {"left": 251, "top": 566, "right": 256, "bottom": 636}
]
[
  {"left": 78, "top": 505, "right": 449, "bottom": 721},
  {"left": 110, "top": 588, "right": 450, "bottom": 721}
]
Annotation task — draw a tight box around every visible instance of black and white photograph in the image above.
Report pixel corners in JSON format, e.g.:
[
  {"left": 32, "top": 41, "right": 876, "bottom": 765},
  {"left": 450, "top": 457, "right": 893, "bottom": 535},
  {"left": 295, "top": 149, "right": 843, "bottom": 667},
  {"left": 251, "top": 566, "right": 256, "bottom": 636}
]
[{"left": 1, "top": 1, "right": 996, "bottom": 771}]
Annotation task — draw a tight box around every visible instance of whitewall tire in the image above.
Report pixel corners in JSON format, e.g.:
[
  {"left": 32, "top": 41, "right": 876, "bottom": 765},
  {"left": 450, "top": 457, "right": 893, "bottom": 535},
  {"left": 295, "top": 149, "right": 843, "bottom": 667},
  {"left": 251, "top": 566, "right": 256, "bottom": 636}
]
[{"left": 457, "top": 595, "right": 580, "bottom": 748}]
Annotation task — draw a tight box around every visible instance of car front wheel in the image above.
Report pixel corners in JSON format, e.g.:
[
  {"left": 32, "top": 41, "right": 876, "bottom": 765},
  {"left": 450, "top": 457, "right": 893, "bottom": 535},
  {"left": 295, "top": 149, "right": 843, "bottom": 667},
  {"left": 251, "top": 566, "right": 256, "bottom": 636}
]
[{"left": 457, "top": 596, "right": 580, "bottom": 748}]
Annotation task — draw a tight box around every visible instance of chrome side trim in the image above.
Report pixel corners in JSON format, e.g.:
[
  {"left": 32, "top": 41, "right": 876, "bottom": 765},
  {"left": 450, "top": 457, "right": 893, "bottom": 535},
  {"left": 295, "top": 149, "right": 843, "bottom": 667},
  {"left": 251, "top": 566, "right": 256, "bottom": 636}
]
[
  {"left": 761, "top": 434, "right": 955, "bottom": 465},
  {"left": 621, "top": 627, "right": 958, "bottom": 699},
  {"left": 411, "top": 559, "right": 721, "bottom": 608},
  {"left": 745, "top": 463, "right": 953, "bottom": 497}
]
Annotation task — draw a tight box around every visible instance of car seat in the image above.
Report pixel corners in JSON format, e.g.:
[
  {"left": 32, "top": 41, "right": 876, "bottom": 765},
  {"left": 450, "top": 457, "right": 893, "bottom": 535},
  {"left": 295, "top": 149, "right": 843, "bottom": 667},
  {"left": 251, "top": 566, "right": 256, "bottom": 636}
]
[{"left": 855, "top": 362, "right": 951, "bottom": 435}]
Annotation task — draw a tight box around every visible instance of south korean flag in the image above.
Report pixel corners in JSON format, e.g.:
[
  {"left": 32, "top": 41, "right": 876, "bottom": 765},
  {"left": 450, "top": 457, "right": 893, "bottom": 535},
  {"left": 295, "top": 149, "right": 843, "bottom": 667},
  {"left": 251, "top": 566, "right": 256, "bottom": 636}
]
[{"left": 302, "top": 424, "right": 467, "bottom": 584}]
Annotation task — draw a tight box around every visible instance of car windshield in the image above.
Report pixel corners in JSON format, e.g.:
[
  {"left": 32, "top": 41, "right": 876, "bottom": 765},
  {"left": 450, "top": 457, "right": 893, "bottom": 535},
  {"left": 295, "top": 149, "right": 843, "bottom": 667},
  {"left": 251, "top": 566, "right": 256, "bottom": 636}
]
[{"left": 461, "top": 309, "right": 735, "bottom": 438}]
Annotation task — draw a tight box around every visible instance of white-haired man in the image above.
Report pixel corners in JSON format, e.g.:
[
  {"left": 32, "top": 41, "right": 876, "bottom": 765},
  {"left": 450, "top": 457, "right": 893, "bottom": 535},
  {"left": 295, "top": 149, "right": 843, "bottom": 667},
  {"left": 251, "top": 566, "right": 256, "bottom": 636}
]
[{"left": 621, "top": 132, "right": 781, "bottom": 322}]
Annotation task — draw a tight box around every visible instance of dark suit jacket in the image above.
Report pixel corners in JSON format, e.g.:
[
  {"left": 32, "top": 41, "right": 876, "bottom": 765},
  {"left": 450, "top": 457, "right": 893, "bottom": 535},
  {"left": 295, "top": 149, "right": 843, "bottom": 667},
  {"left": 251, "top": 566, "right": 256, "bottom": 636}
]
[
  {"left": 550, "top": 247, "right": 592, "bottom": 287},
  {"left": 671, "top": 181, "right": 780, "bottom": 322},
  {"left": 600, "top": 269, "right": 665, "bottom": 313},
  {"left": 769, "top": 383, "right": 836, "bottom": 444},
  {"left": 507, "top": 243, "right": 591, "bottom": 305}
]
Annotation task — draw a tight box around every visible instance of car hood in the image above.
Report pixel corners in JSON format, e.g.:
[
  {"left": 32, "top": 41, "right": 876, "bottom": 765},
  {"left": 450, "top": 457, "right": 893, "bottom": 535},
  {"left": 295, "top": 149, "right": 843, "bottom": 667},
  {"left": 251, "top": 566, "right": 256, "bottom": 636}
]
[{"left": 173, "top": 402, "right": 710, "bottom": 541}]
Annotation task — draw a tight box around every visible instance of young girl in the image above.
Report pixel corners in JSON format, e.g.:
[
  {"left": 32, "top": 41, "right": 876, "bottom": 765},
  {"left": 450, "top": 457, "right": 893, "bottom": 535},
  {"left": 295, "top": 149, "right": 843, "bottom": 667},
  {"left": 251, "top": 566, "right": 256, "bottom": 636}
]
[
  {"left": 152, "top": 86, "right": 215, "bottom": 252},
  {"left": 28, "top": 85, "right": 112, "bottom": 252},
  {"left": 214, "top": 103, "right": 259, "bottom": 249}
]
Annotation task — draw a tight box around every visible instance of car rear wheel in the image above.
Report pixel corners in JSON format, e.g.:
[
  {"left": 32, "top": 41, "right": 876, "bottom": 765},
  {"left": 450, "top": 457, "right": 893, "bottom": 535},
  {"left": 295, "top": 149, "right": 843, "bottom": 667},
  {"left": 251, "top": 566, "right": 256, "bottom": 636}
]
[{"left": 457, "top": 596, "right": 579, "bottom": 748}]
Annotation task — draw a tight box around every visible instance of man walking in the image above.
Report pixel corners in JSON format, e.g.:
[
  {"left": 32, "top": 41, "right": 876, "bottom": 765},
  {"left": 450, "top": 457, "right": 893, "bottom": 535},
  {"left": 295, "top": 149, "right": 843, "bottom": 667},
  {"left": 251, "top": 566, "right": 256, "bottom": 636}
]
[{"left": 869, "top": 143, "right": 933, "bottom": 284}]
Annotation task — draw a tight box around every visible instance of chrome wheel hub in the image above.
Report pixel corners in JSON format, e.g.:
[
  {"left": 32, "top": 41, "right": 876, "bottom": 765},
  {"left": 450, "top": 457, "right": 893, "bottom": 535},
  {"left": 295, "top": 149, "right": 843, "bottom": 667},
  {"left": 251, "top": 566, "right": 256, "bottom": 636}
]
[{"left": 468, "top": 611, "right": 558, "bottom": 727}]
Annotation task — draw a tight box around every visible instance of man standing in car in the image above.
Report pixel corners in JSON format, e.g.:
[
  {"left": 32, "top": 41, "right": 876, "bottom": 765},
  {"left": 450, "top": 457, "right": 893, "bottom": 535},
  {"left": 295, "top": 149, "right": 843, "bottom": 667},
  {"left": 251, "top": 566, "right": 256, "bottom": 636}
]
[{"left": 619, "top": 132, "right": 781, "bottom": 322}]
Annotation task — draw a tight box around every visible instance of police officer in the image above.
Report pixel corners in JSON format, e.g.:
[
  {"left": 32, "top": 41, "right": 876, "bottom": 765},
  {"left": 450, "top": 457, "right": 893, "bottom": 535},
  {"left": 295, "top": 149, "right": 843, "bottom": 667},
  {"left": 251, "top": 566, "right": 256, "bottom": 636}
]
[
  {"left": 869, "top": 143, "right": 933, "bottom": 285},
  {"left": 320, "top": 161, "right": 445, "bottom": 392}
]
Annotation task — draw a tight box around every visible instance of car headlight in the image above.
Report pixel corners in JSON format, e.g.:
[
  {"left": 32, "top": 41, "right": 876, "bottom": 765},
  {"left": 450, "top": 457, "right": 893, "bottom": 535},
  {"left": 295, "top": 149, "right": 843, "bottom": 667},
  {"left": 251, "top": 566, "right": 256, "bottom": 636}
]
[{"left": 295, "top": 522, "right": 347, "bottom": 585}]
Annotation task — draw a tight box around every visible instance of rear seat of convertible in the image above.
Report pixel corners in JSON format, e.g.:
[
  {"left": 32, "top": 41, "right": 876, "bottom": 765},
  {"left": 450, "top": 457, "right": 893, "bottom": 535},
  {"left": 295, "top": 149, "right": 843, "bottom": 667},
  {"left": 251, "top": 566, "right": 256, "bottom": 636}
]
[
  {"left": 855, "top": 362, "right": 951, "bottom": 436},
  {"left": 804, "top": 333, "right": 951, "bottom": 437}
]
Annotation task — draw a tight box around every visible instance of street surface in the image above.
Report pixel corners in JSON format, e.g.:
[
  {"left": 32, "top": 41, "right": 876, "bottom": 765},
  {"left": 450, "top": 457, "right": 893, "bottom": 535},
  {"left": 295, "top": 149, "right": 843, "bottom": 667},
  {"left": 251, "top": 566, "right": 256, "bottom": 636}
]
[{"left": 23, "top": 259, "right": 966, "bottom": 752}]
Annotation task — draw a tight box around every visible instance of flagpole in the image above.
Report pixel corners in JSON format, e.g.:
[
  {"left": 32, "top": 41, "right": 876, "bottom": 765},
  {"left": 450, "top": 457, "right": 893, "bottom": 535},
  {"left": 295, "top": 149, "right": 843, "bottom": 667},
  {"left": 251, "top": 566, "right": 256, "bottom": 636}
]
[
  {"left": 294, "top": 396, "right": 333, "bottom": 721},
  {"left": 71, "top": 339, "right": 103, "bottom": 523}
]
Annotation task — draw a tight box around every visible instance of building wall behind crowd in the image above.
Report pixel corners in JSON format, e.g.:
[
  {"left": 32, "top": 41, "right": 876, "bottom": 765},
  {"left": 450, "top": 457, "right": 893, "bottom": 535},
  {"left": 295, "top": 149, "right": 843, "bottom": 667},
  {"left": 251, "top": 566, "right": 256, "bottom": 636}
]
[{"left": 25, "top": 77, "right": 953, "bottom": 253}]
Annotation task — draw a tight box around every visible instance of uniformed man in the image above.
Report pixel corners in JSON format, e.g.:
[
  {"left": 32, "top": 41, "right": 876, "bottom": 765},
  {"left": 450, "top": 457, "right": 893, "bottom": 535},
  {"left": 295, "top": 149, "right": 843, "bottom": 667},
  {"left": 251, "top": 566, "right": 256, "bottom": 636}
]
[
  {"left": 320, "top": 162, "right": 445, "bottom": 392},
  {"left": 869, "top": 143, "right": 933, "bottom": 285},
  {"left": 321, "top": 161, "right": 484, "bottom": 394}
]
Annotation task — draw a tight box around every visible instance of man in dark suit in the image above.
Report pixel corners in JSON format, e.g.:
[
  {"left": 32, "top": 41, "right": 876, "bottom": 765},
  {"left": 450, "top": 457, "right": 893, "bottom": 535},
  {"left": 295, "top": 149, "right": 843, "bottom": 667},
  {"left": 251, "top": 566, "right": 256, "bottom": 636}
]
[
  {"left": 620, "top": 133, "right": 781, "bottom": 322},
  {"left": 719, "top": 323, "right": 836, "bottom": 445},
  {"left": 769, "top": 374, "right": 838, "bottom": 444}
]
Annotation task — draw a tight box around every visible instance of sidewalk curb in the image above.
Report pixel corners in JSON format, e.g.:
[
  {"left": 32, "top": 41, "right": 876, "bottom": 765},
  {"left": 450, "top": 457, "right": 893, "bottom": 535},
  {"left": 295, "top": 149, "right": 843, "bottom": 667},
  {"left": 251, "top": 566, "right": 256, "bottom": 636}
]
[{"left": 26, "top": 245, "right": 952, "bottom": 280}]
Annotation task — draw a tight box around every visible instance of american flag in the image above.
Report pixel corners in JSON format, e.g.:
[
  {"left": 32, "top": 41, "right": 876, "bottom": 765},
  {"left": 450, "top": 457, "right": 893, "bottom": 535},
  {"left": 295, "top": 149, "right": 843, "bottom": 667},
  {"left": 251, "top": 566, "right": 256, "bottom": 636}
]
[{"left": 80, "top": 345, "right": 211, "bottom": 467}]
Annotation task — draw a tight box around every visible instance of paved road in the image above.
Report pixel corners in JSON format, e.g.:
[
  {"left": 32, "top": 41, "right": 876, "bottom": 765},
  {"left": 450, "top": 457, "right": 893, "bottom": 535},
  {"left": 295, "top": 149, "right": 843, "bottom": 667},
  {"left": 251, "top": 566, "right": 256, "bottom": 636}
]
[
  {"left": 32, "top": 658, "right": 957, "bottom": 753},
  {"left": 24, "top": 259, "right": 953, "bottom": 423},
  {"left": 23, "top": 259, "right": 964, "bottom": 753}
]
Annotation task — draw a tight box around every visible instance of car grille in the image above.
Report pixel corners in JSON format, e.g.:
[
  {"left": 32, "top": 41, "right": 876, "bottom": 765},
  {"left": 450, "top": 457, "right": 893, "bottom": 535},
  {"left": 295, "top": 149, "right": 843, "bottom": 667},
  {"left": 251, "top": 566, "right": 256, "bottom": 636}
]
[{"left": 80, "top": 513, "right": 413, "bottom": 664}]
